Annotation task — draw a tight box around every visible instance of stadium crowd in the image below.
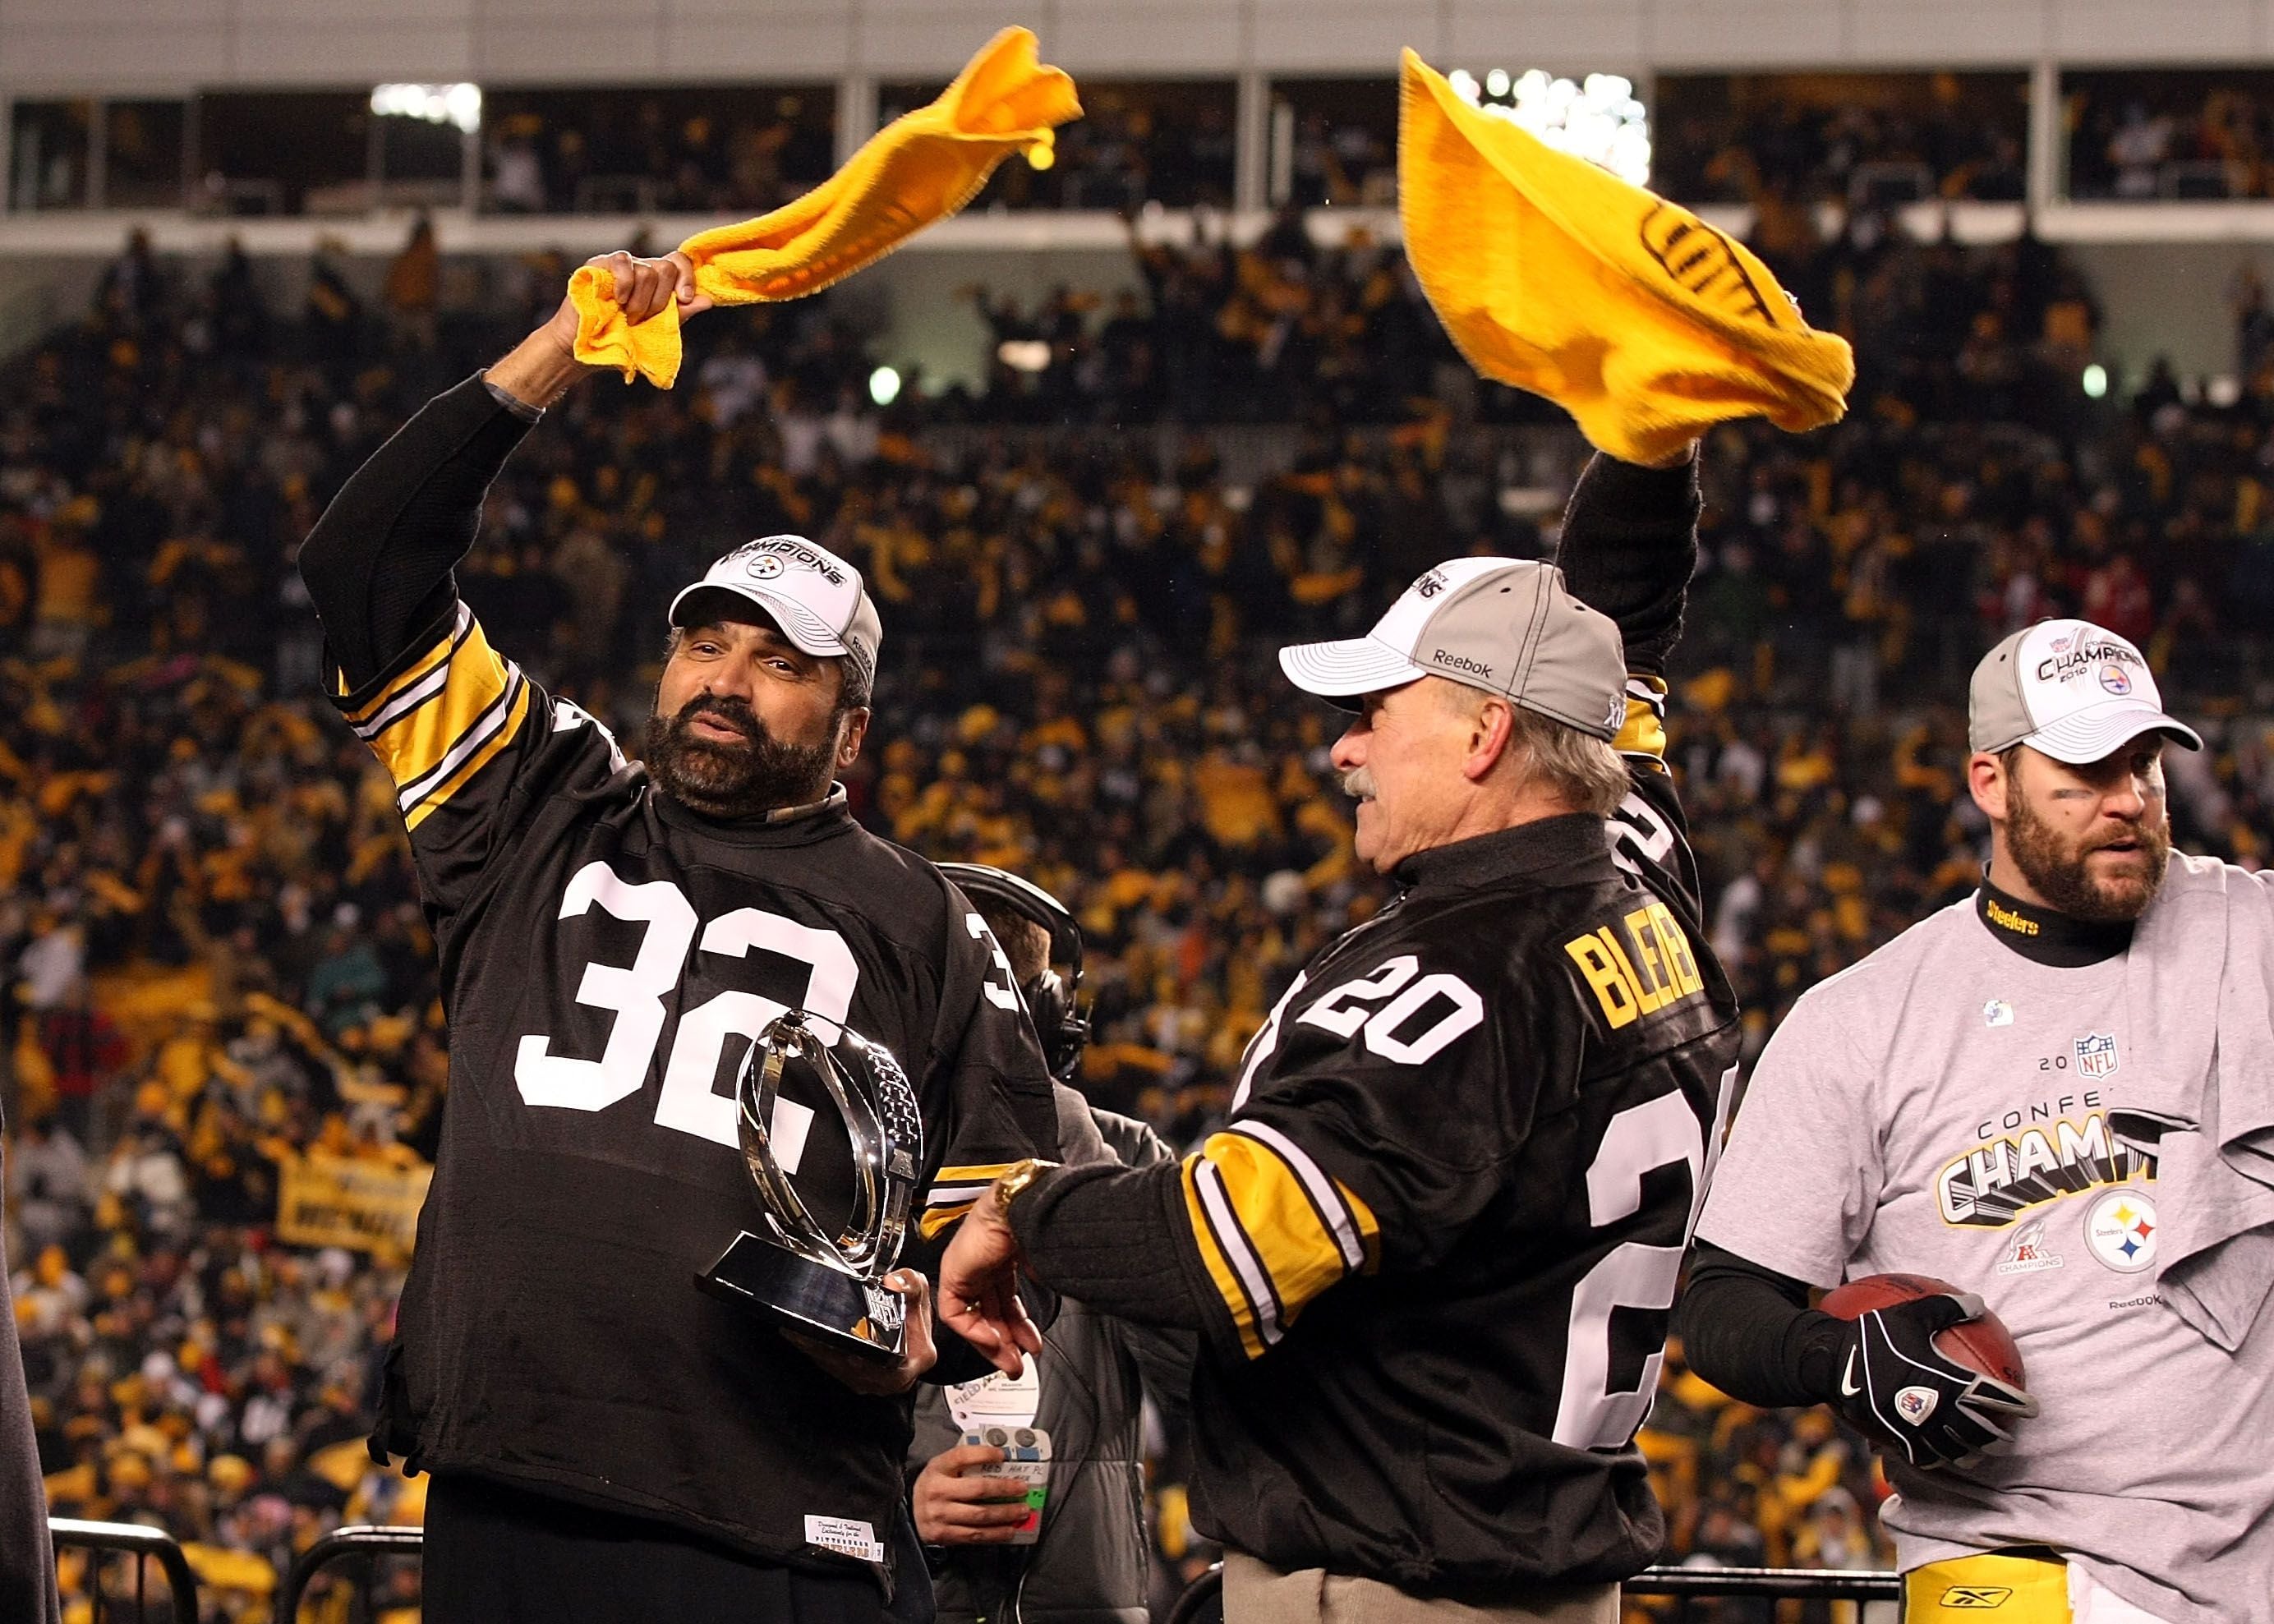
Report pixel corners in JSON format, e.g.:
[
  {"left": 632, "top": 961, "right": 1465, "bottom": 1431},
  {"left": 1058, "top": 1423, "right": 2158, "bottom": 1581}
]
[
  {"left": 2068, "top": 74, "right": 2274, "bottom": 202},
  {"left": 1652, "top": 75, "right": 2029, "bottom": 207},
  {"left": 2, "top": 209, "right": 2272, "bottom": 1621}
]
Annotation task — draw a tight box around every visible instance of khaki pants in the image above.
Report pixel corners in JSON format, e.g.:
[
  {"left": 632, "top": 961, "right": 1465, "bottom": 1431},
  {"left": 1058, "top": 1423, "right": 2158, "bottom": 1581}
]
[{"left": 1222, "top": 1551, "right": 1619, "bottom": 1624}]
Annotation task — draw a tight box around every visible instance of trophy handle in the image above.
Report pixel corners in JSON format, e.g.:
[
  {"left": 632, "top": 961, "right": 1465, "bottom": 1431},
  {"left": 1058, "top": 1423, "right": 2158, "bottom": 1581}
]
[{"left": 738, "top": 1013, "right": 923, "bottom": 1278}]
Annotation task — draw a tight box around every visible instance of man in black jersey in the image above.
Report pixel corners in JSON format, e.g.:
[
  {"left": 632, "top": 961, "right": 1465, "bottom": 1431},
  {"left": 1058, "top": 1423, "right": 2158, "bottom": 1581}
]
[
  {"left": 941, "top": 454, "right": 1744, "bottom": 1622},
  {"left": 299, "top": 251, "right": 1061, "bottom": 1624}
]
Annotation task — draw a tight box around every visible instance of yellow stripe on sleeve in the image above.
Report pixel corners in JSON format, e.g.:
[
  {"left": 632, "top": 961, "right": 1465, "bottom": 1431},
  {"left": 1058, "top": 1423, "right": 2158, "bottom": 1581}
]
[
  {"left": 364, "top": 619, "right": 522, "bottom": 802},
  {"left": 918, "top": 1201, "right": 977, "bottom": 1240},
  {"left": 1613, "top": 677, "right": 1668, "bottom": 765},
  {"left": 1181, "top": 1155, "right": 1269, "bottom": 1359},
  {"left": 1179, "top": 1130, "right": 1379, "bottom": 1359},
  {"left": 915, "top": 1162, "right": 1020, "bottom": 1239},
  {"left": 932, "top": 1163, "right": 1018, "bottom": 1186},
  {"left": 338, "top": 612, "right": 465, "bottom": 724},
  {"left": 403, "top": 680, "right": 532, "bottom": 830}
]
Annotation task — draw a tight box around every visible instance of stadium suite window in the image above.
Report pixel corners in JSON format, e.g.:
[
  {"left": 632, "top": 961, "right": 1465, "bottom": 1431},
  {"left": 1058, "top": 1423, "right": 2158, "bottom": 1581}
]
[
  {"left": 1651, "top": 71, "right": 2028, "bottom": 207},
  {"left": 1268, "top": 78, "right": 1398, "bottom": 209},
  {"left": 10, "top": 100, "right": 94, "bottom": 210},
  {"left": 877, "top": 78, "right": 1235, "bottom": 209},
  {"left": 477, "top": 85, "right": 834, "bottom": 214},
  {"left": 106, "top": 101, "right": 189, "bottom": 209},
  {"left": 8, "top": 98, "right": 191, "bottom": 210},
  {"left": 2063, "top": 68, "right": 2274, "bottom": 202},
  {"left": 192, "top": 90, "right": 367, "bottom": 217}
]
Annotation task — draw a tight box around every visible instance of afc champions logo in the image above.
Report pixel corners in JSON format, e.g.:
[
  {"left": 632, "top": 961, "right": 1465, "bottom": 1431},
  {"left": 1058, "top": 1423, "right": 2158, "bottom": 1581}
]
[
  {"left": 2083, "top": 1188, "right": 2157, "bottom": 1274},
  {"left": 2099, "top": 663, "right": 2133, "bottom": 696}
]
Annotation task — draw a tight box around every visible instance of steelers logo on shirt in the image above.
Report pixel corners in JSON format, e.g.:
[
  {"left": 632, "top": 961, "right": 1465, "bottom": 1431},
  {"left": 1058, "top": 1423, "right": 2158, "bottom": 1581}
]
[{"left": 2083, "top": 1188, "right": 2158, "bottom": 1274}]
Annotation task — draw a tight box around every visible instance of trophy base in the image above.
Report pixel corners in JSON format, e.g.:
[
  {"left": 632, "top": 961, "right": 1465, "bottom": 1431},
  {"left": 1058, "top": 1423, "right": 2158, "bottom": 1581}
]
[{"left": 697, "top": 1233, "right": 905, "bottom": 1364}]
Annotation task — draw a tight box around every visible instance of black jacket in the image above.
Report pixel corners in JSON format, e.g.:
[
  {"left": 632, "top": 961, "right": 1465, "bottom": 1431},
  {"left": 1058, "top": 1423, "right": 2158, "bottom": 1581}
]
[{"left": 911, "top": 1101, "right": 1194, "bottom": 1624}]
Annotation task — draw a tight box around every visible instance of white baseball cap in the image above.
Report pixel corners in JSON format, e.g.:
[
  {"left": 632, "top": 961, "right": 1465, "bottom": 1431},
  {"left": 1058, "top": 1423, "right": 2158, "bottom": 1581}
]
[
  {"left": 669, "top": 535, "right": 882, "bottom": 691},
  {"left": 1968, "top": 619, "right": 2201, "bottom": 764},
  {"left": 1279, "top": 557, "right": 1628, "bottom": 738}
]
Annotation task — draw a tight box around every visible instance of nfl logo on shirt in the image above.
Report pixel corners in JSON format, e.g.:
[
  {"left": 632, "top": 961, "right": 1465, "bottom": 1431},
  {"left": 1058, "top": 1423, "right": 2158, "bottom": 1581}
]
[{"left": 2074, "top": 1033, "right": 2120, "bottom": 1082}]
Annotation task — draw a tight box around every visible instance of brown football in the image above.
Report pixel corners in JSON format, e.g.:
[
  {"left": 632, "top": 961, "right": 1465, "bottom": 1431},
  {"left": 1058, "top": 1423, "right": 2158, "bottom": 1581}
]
[{"left": 1820, "top": 1272, "right": 2026, "bottom": 1389}]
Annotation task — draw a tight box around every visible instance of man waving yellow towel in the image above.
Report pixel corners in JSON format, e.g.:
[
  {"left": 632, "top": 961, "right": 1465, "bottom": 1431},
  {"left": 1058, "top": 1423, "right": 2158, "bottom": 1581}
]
[
  {"left": 573, "top": 26, "right": 1080, "bottom": 388},
  {"left": 1397, "top": 49, "right": 1852, "bottom": 464}
]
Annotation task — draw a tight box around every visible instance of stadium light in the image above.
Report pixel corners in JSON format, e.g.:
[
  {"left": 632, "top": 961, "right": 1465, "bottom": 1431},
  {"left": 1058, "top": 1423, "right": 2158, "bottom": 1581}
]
[
  {"left": 1451, "top": 67, "right": 1650, "bottom": 186},
  {"left": 996, "top": 339, "right": 1052, "bottom": 374},
  {"left": 868, "top": 366, "right": 901, "bottom": 407},
  {"left": 2082, "top": 364, "right": 2108, "bottom": 399},
  {"left": 371, "top": 83, "right": 483, "bottom": 134}
]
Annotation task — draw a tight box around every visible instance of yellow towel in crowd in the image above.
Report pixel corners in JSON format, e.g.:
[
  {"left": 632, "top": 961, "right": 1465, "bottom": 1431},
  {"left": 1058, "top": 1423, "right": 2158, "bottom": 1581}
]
[
  {"left": 1397, "top": 49, "right": 1853, "bottom": 465},
  {"left": 572, "top": 26, "right": 1079, "bottom": 388}
]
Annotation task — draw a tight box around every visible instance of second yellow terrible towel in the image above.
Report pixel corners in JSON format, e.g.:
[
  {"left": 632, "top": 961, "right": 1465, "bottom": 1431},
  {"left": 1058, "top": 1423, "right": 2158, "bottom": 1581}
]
[
  {"left": 572, "top": 26, "right": 1080, "bottom": 388},
  {"left": 1397, "top": 50, "right": 1853, "bottom": 464}
]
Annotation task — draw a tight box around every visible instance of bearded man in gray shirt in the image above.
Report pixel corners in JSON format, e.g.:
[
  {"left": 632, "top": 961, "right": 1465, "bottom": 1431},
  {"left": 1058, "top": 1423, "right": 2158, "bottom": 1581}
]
[{"left": 1679, "top": 617, "right": 2274, "bottom": 1624}]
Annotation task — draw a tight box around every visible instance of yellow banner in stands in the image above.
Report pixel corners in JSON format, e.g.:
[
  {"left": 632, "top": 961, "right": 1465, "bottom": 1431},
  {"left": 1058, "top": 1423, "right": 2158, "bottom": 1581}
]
[{"left": 276, "top": 1153, "right": 433, "bottom": 1254}]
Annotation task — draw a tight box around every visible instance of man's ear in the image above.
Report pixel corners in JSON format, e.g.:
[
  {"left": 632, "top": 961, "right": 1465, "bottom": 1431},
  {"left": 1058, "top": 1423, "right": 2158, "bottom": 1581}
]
[
  {"left": 836, "top": 708, "right": 872, "bottom": 770},
  {"left": 1967, "top": 749, "right": 2010, "bottom": 823},
  {"left": 1464, "top": 695, "right": 1517, "bottom": 784}
]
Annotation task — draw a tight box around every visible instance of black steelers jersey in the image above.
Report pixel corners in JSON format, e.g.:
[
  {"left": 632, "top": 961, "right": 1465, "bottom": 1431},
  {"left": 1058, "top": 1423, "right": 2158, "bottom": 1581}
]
[
  {"left": 1156, "top": 683, "right": 1742, "bottom": 1593},
  {"left": 310, "top": 382, "right": 1060, "bottom": 1570}
]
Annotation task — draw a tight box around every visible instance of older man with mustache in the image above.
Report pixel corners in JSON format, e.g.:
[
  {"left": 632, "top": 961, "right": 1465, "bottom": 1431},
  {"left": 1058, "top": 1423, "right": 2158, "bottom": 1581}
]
[
  {"left": 938, "top": 448, "right": 1746, "bottom": 1624},
  {"left": 1681, "top": 618, "right": 2274, "bottom": 1624}
]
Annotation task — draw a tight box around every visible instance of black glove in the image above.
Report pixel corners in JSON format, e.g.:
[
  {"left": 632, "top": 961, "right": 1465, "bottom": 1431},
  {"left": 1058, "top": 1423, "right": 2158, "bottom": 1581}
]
[{"left": 1825, "top": 1292, "right": 2038, "bottom": 1470}]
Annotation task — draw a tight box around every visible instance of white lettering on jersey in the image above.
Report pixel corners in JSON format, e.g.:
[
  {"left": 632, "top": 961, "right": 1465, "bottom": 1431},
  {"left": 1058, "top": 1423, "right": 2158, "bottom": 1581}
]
[
  {"left": 514, "top": 862, "right": 861, "bottom": 1162},
  {"left": 1553, "top": 1064, "right": 1737, "bottom": 1451},
  {"left": 550, "top": 696, "right": 627, "bottom": 772},
  {"left": 965, "top": 913, "right": 1022, "bottom": 1011}
]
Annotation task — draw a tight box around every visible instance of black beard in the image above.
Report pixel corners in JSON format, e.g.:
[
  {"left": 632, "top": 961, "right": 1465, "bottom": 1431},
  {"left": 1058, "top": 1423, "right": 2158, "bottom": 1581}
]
[
  {"left": 641, "top": 693, "right": 837, "bottom": 820},
  {"left": 2007, "top": 786, "right": 2170, "bottom": 922}
]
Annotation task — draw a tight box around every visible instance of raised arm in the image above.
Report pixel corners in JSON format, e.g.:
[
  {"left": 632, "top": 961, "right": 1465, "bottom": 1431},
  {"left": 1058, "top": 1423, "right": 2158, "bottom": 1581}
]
[
  {"left": 298, "top": 250, "right": 703, "bottom": 690},
  {"left": 1554, "top": 444, "right": 1702, "bottom": 680}
]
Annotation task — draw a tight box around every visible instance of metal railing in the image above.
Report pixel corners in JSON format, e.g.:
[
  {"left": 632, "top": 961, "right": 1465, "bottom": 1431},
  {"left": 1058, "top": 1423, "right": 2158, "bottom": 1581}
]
[
  {"left": 1167, "top": 1560, "right": 1903, "bottom": 1622},
  {"left": 48, "top": 1517, "right": 200, "bottom": 1624},
  {"left": 277, "top": 1524, "right": 426, "bottom": 1624},
  {"left": 287, "top": 1530, "right": 1904, "bottom": 1623}
]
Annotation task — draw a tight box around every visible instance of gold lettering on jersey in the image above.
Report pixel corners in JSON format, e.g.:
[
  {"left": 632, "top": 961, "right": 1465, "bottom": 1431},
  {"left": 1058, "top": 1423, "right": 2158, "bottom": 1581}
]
[
  {"left": 1936, "top": 1110, "right": 2154, "bottom": 1226},
  {"left": 1984, "top": 898, "right": 2039, "bottom": 937},
  {"left": 1566, "top": 933, "right": 1641, "bottom": 1028},
  {"left": 1565, "top": 905, "right": 1706, "bottom": 1030}
]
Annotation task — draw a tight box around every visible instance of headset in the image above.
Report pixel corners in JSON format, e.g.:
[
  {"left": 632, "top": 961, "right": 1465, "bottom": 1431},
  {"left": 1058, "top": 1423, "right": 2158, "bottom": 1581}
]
[{"left": 937, "top": 863, "right": 1089, "bottom": 1083}]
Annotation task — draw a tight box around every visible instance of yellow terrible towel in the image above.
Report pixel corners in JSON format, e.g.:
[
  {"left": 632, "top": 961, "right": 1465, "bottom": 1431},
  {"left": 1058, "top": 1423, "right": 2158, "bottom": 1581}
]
[
  {"left": 1397, "top": 49, "right": 1853, "bottom": 464},
  {"left": 572, "top": 26, "right": 1079, "bottom": 388}
]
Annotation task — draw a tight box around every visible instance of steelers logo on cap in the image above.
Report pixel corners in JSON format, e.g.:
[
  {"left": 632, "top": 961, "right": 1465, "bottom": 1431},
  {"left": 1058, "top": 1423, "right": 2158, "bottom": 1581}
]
[
  {"left": 2083, "top": 1188, "right": 2157, "bottom": 1274},
  {"left": 748, "top": 554, "right": 785, "bottom": 580},
  {"left": 2099, "top": 664, "right": 2132, "bottom": 696}
]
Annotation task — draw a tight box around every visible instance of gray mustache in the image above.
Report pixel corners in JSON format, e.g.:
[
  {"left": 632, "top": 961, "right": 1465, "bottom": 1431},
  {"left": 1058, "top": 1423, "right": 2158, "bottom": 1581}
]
[{"left": 1342, "top": 767, "right": 1376, "bottom": 801}]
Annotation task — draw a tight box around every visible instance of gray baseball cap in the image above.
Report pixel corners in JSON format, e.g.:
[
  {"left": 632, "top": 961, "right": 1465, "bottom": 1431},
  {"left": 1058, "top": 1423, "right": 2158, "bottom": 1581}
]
[
  {"left": 1279, "top": 557, "right": 1627, "bottom": 738},
  {"left": 669, "top": 534, "right": 882, "bottom": 691},
  {"left": 1968, "top": 618, "right": 2201, "bottom": 764}
]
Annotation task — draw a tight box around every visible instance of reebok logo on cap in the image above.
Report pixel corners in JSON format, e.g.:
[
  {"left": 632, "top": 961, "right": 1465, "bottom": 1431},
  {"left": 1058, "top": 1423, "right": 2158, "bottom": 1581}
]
[
  {"left": 1968, "top": 618, "right": 2200, "bottom": 765},
  {"left": 1277, "top": 556, "right": 1627, "bottom": 738}
]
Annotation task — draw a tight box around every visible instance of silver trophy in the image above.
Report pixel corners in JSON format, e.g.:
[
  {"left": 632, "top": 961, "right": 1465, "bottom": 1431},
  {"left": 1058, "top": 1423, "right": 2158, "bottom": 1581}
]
[{"left": 697, "top": 1010, "right": 924, "bottom": 1363}]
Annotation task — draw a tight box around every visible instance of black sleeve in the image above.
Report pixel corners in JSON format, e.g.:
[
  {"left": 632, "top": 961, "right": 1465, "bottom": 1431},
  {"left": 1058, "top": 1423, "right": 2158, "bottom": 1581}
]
[
  {"left": 1012, "top": 1161, "right": 1212, "bottom": 1335},
  {"left": 299, "top": 373, "right": 538, "bottom": 690},
  {"left": 0, "top": 1135, "right": 61, "bottom": 1624},
  {"left": 1554, "top": 451, "right": 1701, "bottom": 679},
  {"left": 1673, "top": 1240, "right": 1848, "bottom": 1408}
]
